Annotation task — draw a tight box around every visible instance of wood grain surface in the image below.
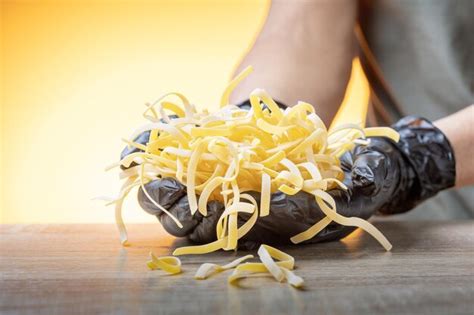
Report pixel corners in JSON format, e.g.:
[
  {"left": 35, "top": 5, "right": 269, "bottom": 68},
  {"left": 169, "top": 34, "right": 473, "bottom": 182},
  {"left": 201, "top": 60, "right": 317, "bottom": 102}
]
[{"left": 1, "top": 221, "right": 473, "bottom": 315}]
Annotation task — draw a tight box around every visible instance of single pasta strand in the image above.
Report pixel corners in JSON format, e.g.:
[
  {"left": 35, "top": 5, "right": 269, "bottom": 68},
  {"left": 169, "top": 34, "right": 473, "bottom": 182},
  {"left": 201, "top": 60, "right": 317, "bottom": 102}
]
[
  {"left": 220, "top": 66, "right": 253, "bottom": 107},
  {"left": 290, "top": 216, "right": 332, "bottom": 244},
  {"left": 139, "top": 163, "right": 183, "bottom": 228},
  {"left": 147, "top": 253, "right": 182, "bottom": 274},
  {"left": 114, "top": 175, "right": 138, "bottom": 246},
  {"left": 260, "top": 173, "right": 271, "bottom": 217},
  {"left": 312, "top": 189, "right": 392, "bottom": 251},
  {"left": 194, "top": 254, "right": 254, "bottom": 280},
  {"left": 186, "top": 140, "right": 206, "bottom": 215}
]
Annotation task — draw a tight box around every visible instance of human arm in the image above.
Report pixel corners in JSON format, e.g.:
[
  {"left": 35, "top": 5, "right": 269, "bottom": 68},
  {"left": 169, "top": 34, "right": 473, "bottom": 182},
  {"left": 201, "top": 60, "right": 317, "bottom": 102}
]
[
  {"left": 434, "top": 105, "right": 474, "bottom": 187},
  {"left": 229, "top": 0, "right": 357, "bottom": 125}
]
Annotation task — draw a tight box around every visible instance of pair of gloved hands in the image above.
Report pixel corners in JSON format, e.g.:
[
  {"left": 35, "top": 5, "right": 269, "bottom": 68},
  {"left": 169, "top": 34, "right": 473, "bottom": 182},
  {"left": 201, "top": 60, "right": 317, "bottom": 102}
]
[{"left": 121, "top": 102, "right": 456, "bottom": 249}]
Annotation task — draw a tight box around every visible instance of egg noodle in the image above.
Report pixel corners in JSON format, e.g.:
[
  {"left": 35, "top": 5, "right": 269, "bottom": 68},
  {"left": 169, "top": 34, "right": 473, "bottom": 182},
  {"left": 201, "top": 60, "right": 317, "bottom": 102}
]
[{"left": 104, "top": 66, "right": 399, "bottom": 286}]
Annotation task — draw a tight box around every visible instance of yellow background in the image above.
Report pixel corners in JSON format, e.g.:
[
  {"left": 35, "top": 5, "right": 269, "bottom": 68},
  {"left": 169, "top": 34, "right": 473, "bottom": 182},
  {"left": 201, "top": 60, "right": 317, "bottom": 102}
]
[
  {"left": 1, "top": 0, "right": 270, "bottom": 223},
  {"left": 1, "top": 0, "right": 368, "bottom": 224}
]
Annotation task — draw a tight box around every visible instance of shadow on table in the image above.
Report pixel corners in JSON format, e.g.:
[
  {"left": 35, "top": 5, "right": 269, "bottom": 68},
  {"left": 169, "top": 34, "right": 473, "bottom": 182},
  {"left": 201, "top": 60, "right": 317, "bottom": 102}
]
[{"left": 169, "top": 220, "right": 419, "bottom": 257}]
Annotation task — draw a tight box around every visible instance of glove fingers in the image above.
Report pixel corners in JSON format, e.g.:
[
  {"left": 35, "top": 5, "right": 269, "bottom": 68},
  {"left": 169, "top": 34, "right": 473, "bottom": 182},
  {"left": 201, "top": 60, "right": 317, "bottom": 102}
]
[
  {"left": 137, "top": 178, "right": 186, "bottom": 216},
  {"left": 188, "top": 201, "right": 225, "bottom": 244},
  {"left": 339, "top": 151, "right": 354, "bottom": 173},
  {"left": 351, "top": 149, "right": 387, "bottom": 196},
  {"left": 239, "top": 191, "right": 328, "bottom": 244},
  {"left": 238, "top": 240, "right": 261, "bottom": 250},
  {"left": 136, "top": 177, "right": 225, "bottom": 242},
  {"left": 239, "top": 189, "right": 365, "bottom": 245},
  {"left": 160, "top": 195, "right": 202, "bottom": 237}
]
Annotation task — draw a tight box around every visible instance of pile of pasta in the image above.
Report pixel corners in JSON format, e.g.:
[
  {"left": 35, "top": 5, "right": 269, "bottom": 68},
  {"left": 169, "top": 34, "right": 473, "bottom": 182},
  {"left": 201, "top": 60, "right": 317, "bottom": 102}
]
[{"left": 104, "top": 66, "right": 399, "bottom": 286}]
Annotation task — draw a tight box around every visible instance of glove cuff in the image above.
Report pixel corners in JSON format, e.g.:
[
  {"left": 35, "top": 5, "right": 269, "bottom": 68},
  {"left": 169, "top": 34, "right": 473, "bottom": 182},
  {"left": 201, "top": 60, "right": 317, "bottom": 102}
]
[{"left": 392, "top": 116, "right": 456, "bottom": 201}]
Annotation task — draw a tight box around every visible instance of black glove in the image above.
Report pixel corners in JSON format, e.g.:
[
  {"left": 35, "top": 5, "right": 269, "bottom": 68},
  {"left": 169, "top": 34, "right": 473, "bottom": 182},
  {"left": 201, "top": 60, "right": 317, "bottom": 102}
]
[
  {"left": 126, "top": 110, "right": 456, "bottom": 248},
  {"left": 321, "top": 116, "right": 455, "bottom": 218}
]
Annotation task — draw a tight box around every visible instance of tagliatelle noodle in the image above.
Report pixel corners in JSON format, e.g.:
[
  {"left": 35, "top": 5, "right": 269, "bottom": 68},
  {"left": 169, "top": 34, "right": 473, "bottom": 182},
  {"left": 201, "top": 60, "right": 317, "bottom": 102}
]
[
  {"left": 186, "top": 139, "right": 207, "bottom": 215},
  {"left": 144, "top": 92, "right": 191, "bottom": 122},
  {"left": 228, "top": 245, "right": 304, "bottom": 288},
  {"left": 257, "top": 244, "right": 286, "bottom": 281},
  {"left": 225, "top": 181, "right": 241, "bottom": 250},
  {"left": 220, "top": 66, "right": 254, "bottom": 107},
  {"left": 311, "top": 189, "right": 392, "bottom": 251},
  {"left": 114, "top": 176, "right": 138, "bottom": 246},
  {"left": 364, "top": 127, "right": 400, "bottom": 142},
  {"left": 260, "top": 173, "right": 271, "bottom": 217},
  {"left": 194, "top": 254, "right": 254, "bottom": 280},
  {"left": 216, "top": 202, "right": 254, "bottom": 242},
  {"left": 146, "top": 252, "right": 182, "bottom": 274},
  {"left": 290, "top": 216, "right": 333, "bottom": 244},
  {"left": 106, "top": 65, "right": 399, "bottom": 255},
  {"left": 280, "top": 267, "right": 304, "bottom": 288}
]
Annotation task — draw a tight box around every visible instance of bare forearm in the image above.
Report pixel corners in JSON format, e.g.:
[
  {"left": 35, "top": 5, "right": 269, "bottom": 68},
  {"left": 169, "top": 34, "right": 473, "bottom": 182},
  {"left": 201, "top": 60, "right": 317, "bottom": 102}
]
[
  {"left": 229, "top": 0, "right": 357, "bottom": 125},
  {"left": 434, "top": 105, "right": 474, "bottom": 187}
]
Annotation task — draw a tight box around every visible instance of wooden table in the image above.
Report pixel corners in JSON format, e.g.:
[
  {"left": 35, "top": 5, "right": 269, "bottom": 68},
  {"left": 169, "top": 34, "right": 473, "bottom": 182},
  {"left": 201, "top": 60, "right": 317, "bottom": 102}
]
[{"left": 1, "top": 222, "right": 473, "bottom": 315}]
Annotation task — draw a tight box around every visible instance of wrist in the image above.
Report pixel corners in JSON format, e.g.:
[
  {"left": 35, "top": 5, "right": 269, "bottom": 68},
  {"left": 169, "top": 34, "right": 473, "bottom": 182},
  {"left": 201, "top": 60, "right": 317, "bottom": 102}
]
[{"left": 434, "top": 105, "right": 474, "bottom": 187}]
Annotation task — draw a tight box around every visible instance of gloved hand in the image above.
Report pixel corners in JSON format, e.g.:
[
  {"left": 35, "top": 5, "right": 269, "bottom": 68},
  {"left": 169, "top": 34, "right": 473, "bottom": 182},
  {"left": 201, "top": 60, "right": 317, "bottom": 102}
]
[
  {"left": 136, "top": 178, "right": 370, "bottom": 249},
  {"left": 124, "top": 111, "right": 456, "bottom": 249},
  {"left": 344, "top": 116, "right": 456, "bottom": 216}
]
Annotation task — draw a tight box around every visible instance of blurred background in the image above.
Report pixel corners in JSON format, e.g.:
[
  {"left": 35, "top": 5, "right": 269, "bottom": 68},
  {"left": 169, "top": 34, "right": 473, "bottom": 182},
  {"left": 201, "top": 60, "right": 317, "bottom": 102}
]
[
  {"left": 1, "top": 0, "right": 365, "bottom": 224},
  {"left": 1, "top": 0, "right": 270, "bottom": 223}
]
